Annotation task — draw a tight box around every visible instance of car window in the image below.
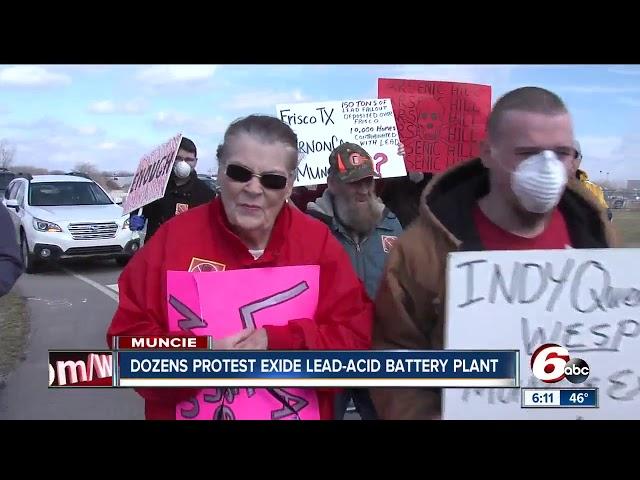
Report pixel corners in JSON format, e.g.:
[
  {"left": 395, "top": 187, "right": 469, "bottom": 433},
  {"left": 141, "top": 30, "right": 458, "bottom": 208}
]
[
  {"left": 4, "top": 182, "right": 15, "bottom": 199},
  {"left": 29, "top": 182, "right": 113, "bottom": 206},
  {"left": 7, "top": 181, "right": 21, "bottom": 200},
  {"left": 16, "top": 183, "right": 26, "bottom": 206}
]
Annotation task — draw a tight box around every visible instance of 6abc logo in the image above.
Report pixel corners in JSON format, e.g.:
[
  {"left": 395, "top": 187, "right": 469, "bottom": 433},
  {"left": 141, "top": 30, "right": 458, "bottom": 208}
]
[{"left": 530, "top": 343, "right": 590, "bottom": 384}]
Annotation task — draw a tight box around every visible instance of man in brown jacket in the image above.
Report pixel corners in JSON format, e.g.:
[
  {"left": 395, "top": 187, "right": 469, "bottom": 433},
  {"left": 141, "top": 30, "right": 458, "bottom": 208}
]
[{"left": 371, "top": 87, "right": 617, "bottom": 420}]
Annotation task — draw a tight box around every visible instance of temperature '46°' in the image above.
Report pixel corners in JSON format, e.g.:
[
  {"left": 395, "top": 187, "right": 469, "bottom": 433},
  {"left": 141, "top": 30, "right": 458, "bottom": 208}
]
[
  {"left": 558, "top": 388, "right": 598, "bottom": 408},
  {"left": 570, "top": 392, "right": 588, "bottom": 404}
]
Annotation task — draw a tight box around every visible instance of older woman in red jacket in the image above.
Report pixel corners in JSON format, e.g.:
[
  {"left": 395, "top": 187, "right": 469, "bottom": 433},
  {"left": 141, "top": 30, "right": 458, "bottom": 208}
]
[{"left": 107, "top": 115, "right": 373, "bottom": 420}]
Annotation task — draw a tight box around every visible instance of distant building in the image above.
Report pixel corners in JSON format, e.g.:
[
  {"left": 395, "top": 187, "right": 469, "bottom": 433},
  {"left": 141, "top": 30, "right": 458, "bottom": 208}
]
[{"left": 627, "top": 180, "right": 640, "bottom": 190}]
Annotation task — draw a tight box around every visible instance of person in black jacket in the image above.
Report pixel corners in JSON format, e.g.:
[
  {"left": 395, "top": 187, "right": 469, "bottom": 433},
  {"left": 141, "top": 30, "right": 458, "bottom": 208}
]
[
  {"left": 132, "top": 137, "right": 216, "bottom": 242},
  {"left": 0, "top": 203, "right": 23, "bottom": 296},
  {"left": 378, "top": 143, "right": 433, "bottom": 228},
  {"left": 379, "top": 173, "right": 433, "bottom": 228}
]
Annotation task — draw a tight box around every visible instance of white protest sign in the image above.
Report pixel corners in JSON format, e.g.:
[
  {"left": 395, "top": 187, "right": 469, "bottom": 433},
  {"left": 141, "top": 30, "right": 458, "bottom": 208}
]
[
  {"left": 122, "top": 133, "right": 182, "bottom": 215},
  {"left": 276, "top": 99, "right": 407, "bottom": 187},
  {"left": 443, "top": 249, "right": 640, "bottom": 419}
]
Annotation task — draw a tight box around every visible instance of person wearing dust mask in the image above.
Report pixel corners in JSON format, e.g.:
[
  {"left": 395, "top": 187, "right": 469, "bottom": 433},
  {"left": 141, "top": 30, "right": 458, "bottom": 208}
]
[
  {"left": 371, "top": 87, "right": 616, "bottom": 420},
  {"left": 130, "top": 137, "right": 215, "bottom": 243}
]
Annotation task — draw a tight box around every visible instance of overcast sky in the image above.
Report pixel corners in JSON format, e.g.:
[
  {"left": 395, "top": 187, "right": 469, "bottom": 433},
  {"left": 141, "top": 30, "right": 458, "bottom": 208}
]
[{"left": 0, "top": 64, "right": 638, "bottom": 182}]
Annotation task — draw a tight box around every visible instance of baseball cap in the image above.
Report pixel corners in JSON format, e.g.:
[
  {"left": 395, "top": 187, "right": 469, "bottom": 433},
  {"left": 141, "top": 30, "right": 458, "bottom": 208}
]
[{"left": 328, "top": 142, "right": 378, "bottom": 183}]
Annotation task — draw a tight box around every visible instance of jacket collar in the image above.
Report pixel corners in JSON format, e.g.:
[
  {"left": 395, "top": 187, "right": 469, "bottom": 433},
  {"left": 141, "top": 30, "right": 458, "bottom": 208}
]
[
  {"left": 419, "top": 158, "right": 616, "bottom": 250},
  {"left": 576, "top": 169, "right": 589, "bottom": 182}
]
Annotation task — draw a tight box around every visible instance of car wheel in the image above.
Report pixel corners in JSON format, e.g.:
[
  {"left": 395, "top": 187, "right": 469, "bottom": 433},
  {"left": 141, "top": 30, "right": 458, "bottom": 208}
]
[
  {"left": 21, "top": 233, "right": 38, "bottom": 274},
  {"left": 115, "top": 256, "right": 130, "bottom": 267}
]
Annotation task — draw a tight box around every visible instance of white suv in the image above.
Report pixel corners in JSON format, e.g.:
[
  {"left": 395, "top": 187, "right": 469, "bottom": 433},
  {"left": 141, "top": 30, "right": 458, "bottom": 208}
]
[{"left": 3, "top": 173, "right": 140, "bottom": 273}]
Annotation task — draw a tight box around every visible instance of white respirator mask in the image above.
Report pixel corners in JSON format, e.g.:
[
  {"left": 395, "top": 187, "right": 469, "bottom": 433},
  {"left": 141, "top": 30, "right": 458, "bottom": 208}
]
[
  {"left": 511, "top": 150, "right": 568, "bottom": 213},
  {"left": 173, "top": 160, "right": 192, "bottom": 179}
]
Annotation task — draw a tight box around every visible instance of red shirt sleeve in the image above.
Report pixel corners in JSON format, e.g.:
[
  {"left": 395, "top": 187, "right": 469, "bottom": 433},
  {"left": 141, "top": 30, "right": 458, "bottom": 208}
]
[{"left": 263, "top": 228, "right": 373, "bottom": 351}]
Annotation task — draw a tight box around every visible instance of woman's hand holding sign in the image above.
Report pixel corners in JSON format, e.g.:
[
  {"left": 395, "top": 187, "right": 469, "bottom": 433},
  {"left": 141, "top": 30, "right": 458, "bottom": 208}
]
[
  {"left": 235, "top": 328, "right": 268, "bottom": 350},
  {"left": 213, "top": 328, "right": 268, "bottom": 350},
  {"left": 213, "top": 328, "right": 253, "bottom": 350}
]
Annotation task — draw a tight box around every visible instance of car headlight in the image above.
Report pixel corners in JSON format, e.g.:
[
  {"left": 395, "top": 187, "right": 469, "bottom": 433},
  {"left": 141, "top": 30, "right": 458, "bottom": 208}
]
[
  {"left": 33, "top": 218, "right": 62, "bottom": 233},
  {"left": 123, "top": 218, "right": 130, "bottom": 230}
]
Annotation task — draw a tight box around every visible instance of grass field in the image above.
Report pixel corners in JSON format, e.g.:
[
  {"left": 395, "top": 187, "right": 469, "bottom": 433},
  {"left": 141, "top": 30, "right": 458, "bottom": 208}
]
[
  {"left": 612, "top": 209, "right": 640, "bottom": 247},
  {"left": 0, "top": 290, "right": 29, "bottom": 386}
]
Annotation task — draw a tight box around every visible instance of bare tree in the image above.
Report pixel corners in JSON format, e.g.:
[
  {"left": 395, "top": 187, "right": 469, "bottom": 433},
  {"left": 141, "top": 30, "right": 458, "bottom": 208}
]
[
  {"left": 13, "top": 165, "right": 50, "bottom": 176},
  {"left": 73, "top": 161, "right": 108, "bottom": 187},
  {"left": 0, "top": 139, "right": 16, "bottom": 169},
  {"left": 105, "top": 179, "right": 120, "bottom": 190},
  {"left": 73, "top": 162, "right": 102, "bottom": 179}
]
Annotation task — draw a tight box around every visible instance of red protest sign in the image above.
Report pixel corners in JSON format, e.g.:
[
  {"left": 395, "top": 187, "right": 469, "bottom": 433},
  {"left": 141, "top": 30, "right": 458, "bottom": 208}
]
[{"left": 378, "top": 79, "right": 491, "bottom": 173}]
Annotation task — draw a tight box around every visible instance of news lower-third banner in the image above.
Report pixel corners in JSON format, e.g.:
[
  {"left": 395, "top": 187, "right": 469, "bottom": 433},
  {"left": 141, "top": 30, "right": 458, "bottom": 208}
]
[{"left": 48, "top": 349, "right": 519, "bottom": 388}]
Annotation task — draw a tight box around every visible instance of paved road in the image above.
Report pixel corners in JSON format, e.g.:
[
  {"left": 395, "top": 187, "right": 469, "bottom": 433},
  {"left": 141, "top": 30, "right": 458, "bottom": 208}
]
[{"left": 0, "top": 259, "right": 144, "bottom": 420}]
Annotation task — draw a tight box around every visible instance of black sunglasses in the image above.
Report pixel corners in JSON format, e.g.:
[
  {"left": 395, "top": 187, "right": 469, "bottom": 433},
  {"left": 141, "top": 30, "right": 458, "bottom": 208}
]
[{"left": 225, "top": 164, "right": 288, "bottom": 190}]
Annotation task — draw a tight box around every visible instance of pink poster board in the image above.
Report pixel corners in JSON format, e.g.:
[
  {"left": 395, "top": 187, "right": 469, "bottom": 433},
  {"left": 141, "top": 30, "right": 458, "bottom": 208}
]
[{"left": 167, "top": 265, "right": 321, "bottom": 420}]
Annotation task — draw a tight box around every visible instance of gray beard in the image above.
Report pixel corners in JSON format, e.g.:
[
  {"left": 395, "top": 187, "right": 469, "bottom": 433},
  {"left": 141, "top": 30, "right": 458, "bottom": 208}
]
[{"left": 334, "top": 196, "right": 383, "bottom": 237}]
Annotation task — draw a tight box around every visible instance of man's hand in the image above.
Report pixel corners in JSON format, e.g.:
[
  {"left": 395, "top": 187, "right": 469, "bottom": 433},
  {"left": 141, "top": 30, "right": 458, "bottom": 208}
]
[
  {"left": 234, "top": 328, "right": 268, "bottom": 350},
  {"left": 397, "top": 142, "right": 406, "bottom": 157}
]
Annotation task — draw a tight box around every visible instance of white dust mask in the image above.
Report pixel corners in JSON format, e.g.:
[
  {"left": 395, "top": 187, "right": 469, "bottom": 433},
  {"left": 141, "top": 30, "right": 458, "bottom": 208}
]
[
  {"left": 173, "top": 160, "right": 192, "bottom": 179},
  {"left": 511, "top": 150, "right": 568, "bottom": 213}
]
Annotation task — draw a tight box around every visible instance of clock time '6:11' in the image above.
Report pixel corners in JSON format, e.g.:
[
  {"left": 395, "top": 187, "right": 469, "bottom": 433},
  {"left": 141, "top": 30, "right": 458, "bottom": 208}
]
[{"left": 532, "top": 392, "right": 554, "bottom": 403}]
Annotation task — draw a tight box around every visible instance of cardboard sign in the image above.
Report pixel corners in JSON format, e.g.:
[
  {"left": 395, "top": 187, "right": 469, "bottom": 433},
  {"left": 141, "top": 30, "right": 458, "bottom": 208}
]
[
  {"left": 167, "top": 266, "right": 322, "bottom": 420},
  {"left": 276, "top": 98, "right": 407, "bottom": 186},
  {"left": 122, "top": 134, "right": 181, "bottom": 214},
  {"left": 443, "top": 249, "right": 640, "bottom": 419},
  {"left": 378, "top": 79, "right": 491, "bottom": 173}
]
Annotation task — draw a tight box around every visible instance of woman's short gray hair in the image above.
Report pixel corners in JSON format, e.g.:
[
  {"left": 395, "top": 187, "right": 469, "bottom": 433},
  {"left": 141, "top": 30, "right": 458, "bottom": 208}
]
[{"left": 216, "top": 115, "right": 300, "bottom": 172}]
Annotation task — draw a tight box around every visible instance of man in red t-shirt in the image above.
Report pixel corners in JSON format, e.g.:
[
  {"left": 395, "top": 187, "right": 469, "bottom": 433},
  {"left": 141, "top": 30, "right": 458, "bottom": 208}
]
[{"left": 372, "top": 86, "right": 616, "bottom": 420}]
